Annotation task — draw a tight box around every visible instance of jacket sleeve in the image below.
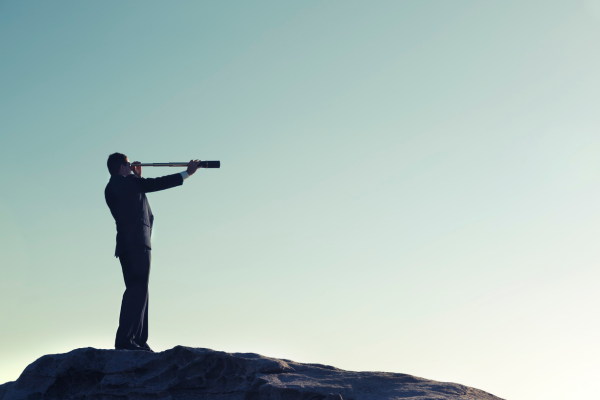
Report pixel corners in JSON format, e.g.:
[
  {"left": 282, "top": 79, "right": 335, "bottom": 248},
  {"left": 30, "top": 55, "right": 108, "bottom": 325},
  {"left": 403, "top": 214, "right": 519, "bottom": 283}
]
[{"left": 132, "top": 173, "right": 184, "bottom": 193}]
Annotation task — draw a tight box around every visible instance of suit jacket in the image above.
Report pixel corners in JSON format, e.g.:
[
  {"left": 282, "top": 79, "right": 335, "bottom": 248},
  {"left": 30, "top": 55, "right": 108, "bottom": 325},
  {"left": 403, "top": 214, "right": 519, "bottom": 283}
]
[{"left": 105, "top": 173, "right": 184, "bottom": 257}]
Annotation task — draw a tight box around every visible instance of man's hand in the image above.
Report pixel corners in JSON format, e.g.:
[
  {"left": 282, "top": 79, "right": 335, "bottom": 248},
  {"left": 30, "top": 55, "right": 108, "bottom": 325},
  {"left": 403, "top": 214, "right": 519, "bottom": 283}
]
[
  {"left": 132, "top": 161, "right": 142, "bottom": 178},
  {"left": 186, "top": 159, "right": 202, "bottom": 176}
]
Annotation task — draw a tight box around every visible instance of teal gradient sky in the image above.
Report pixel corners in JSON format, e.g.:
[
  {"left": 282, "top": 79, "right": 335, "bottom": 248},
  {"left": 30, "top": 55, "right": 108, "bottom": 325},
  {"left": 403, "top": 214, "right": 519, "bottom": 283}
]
[{"left": 1, "top": 2, "right": 600, "bottom": 399}]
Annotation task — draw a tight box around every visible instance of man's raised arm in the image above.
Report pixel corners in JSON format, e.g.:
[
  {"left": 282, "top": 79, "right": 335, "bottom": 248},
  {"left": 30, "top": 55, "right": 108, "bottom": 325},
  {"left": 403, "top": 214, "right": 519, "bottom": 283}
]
[{"left": 134, "top": 159, "right": 202, "bottom": 193}]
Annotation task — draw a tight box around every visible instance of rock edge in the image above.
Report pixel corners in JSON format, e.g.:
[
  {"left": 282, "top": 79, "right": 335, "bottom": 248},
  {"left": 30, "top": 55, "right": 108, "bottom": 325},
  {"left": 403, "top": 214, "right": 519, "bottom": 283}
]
[{"left": 0, "top": 346, "right": 503, "bottom": 400}]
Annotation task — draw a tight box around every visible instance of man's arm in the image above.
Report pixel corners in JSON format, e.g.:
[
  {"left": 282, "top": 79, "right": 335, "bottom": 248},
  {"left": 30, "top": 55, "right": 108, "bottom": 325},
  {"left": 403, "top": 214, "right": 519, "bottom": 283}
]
[
  {"left": 132, "top": 159, "right": 202, "bottom": 193},
  {"left": 135, "top": 173, "right": 184, "bottom": 193}
]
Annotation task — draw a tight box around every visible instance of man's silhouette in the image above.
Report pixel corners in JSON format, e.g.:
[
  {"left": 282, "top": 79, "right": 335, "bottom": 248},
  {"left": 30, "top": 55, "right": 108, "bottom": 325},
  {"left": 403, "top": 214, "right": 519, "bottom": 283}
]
[{"left": 105, "top": 153, "right": 201, "bottom": 351}]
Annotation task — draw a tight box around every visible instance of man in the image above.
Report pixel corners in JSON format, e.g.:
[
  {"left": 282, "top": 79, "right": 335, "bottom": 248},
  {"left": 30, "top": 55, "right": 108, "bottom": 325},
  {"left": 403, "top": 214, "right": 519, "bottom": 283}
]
[{"left": 105, "top": 153, "right": 201, "bottom": 351}]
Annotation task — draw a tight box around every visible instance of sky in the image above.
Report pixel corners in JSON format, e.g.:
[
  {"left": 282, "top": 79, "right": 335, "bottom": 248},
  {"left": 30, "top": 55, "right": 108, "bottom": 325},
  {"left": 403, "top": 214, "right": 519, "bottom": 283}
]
[{"left": 1, "top": 1, "right": 600, "bottom": 399}]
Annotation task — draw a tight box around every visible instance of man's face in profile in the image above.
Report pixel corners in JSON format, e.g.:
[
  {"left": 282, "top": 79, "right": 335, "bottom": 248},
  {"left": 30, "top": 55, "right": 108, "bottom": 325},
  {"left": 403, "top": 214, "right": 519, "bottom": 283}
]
[{"left": 121, "top": 157, "right": 132, "bottom": 175}]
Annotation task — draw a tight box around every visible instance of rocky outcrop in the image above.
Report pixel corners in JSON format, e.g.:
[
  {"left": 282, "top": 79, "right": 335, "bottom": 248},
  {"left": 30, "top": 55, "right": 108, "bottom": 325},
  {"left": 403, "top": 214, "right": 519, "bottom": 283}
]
[{"left": 0, "top": 346, "right": 502, "bottom": 400}]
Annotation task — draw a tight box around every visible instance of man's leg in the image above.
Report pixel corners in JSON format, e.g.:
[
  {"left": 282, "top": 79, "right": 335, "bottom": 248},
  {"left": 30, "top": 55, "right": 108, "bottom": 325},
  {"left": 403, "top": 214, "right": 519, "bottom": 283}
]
[
  {"left": 115, "top": 246, "right": 151, "bottom": 348},
  {"left": 133, "top": 296, "right": 151, "bottom": 350},
  {"left": 136, "top": 281, "right": 149, "bottom": 347}
]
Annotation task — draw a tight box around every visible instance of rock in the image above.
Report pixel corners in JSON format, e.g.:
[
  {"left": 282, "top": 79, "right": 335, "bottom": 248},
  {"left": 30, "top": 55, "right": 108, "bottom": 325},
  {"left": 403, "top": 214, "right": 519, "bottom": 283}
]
[{"left": 0, "top": 346, "right": 503, "bottom": 400}]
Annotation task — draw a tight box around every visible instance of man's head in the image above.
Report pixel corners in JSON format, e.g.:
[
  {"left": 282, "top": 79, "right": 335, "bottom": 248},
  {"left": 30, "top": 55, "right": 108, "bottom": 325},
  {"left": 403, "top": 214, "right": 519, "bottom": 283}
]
[{"left": 107, "top": 153, "right": 131, "bottom": 176}]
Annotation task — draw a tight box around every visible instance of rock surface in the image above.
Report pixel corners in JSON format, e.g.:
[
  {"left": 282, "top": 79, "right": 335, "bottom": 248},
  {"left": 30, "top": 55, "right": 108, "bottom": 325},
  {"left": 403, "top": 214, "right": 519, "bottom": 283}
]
[{"left": 0, "top": 346, "right": 503, "bottom": 400}]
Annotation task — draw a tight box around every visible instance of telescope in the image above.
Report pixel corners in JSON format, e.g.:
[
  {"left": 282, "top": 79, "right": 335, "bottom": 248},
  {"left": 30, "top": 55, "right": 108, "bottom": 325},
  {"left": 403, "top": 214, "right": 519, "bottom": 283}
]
[{"left": 136, "top": 161, "right": 220, "bottom": 168}]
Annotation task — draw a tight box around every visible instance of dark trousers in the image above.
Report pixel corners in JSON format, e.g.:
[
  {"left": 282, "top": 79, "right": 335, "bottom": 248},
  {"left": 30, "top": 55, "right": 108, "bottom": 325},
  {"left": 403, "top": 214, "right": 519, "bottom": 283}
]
[{"left": 115, "top": 245, "right": 151, "bottom": 347}]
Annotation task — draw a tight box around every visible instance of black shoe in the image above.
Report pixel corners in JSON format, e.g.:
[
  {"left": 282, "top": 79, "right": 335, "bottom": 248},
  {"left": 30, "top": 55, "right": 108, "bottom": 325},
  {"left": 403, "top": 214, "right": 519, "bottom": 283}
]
[
  {"left": 135, "top": 342, "right": 154, "bottom": 352},
  {"left": 115, "top": 339, "right": 150, "bottom": 352}
]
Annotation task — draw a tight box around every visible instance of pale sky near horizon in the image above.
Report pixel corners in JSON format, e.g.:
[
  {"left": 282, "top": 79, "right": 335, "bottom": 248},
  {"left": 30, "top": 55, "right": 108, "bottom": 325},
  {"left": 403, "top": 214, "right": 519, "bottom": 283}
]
[{"left": 1, "top": 1, "right": 600, "bottom": 399}]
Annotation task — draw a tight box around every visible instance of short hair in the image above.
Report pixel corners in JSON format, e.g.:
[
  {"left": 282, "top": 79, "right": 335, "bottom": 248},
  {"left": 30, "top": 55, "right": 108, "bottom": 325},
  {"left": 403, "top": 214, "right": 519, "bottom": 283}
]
[{"left": 107, "top": 153, "right": 128, "bottom": 176}]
